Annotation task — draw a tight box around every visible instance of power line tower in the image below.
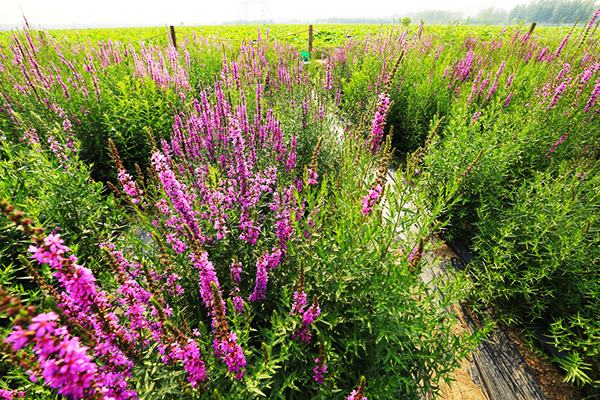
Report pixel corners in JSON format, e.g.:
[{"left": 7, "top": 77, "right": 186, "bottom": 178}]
[{"left": 235, "top": 0, "right": 273, "bottom": 24}]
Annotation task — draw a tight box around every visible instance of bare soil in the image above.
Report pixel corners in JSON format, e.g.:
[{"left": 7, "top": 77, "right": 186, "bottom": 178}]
[{"left": 505, "top": 327, "right": 584, "bottom": 400}]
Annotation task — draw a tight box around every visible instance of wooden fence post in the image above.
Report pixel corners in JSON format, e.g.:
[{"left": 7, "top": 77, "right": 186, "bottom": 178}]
[
  {"left": 169, "top": 25, "right": 177, "bottom": 49},
  {"left": 308, "top": 24, "right": 313, "bottom": 54}
]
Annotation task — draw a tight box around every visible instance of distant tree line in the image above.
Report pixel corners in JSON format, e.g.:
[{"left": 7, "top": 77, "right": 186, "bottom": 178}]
[
  {"left": 222, "top": 0, "right": 597, "bottom": 26},
  {"left": 399, "top": 0, "right": 598, "bottom": 26},
  {"left": 473, "top": 0, "right": 597, "bottom": 25},
  {"left": 281, "top": 0, "right": 598, "bottom": 26}
]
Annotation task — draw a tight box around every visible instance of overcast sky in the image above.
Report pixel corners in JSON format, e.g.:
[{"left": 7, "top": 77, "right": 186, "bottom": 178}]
[{"left": 2, "top": 0, "right": 536, "bottom": 28}]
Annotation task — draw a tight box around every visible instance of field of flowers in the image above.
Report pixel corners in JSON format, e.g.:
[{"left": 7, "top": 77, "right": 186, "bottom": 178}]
[{"left": 0, "top": 12, "right": 599, "bottom": 400}]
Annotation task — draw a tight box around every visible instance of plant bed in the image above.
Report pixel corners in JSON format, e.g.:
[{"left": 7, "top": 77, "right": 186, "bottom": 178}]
[{"left": 445, "top": 236, "right": 595, "bottom": 399}]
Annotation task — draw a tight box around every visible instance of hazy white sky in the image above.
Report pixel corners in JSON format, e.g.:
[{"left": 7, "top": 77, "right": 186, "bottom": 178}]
[{"left": 2, "top": 0, "right": 534, "bottom": 28}]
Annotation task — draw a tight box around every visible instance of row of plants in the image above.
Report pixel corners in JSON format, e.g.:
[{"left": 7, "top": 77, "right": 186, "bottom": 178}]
[
  {"left": 0, "top": 22, "right": 487, "bottom": 399},
  {"left": 290, "top": 8, "right": 600, "bottom": 393},
  {"left": 412, "top": 12, "right": 600, "bottom": 393}
]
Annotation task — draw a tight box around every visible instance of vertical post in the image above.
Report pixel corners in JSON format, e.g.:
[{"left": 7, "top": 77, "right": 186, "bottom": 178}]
[
  {"left": 308, "top": 24, "right": 313, "bottom": 54},
  {"left": 169, "top": 25, "right": 177, "bottom": 49}
]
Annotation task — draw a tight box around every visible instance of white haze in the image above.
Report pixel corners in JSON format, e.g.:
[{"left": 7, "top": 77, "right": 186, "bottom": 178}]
[{"left": 1, "top": 0, "right": 539, "bottom": 29}]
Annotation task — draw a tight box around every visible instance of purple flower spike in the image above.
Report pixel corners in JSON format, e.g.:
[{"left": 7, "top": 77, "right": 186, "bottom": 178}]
[
  {"left": 302, "top": 301, "right": 321, "bottom": 326},
  {"left": 291, "top": 290, "right": 307, "bottom": 316},
  {"left": 230, "top": 260, "right": 244, "bottom": 316},
  {"left": 368, "top": 92, "right": 391, "bottom": 154},
  {"left": 249, "top": 254, "right": 269, "bottom": 302},
  {"left": 6, "top": 312, "right": 99, "bottom": 400},
  {"left": 0, "top": 390, "right": 25, "bottom": 400},
  {"left": 313, "top": 357, "right": 327, "bottom": 384},
  {"left": 362, "top": 184, "right": 383, "bottom": 215},
  {"left": 348, "top": 390, "right": 368, "bottom": 400}
]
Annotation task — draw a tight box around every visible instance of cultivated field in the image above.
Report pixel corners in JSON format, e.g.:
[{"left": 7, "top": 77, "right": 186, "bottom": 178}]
[{"left": 0, "top": 14, "right": 599, "bottom": 399}]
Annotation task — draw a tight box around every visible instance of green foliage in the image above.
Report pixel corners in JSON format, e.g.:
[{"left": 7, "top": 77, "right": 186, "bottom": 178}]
[
  {"left": 281, "top": 149, "right": 486, "bottom": 399},
  {"left": 470, "top": 159, "right": 600, "bottom": 387},
  {"left": 417, "top": 17, "right": 600, "bottom": 390},
  {"left": 95, "top": 75, "right": 179, "bottom": 182},
  {"left": 0, "top": 141, "right": 124, "bottom": 269},
  {"left": 341, "top": 55, "right": 383, "bottom": 126}
]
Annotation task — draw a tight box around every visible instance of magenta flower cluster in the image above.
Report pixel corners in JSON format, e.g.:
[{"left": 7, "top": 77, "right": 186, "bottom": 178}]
[
  {"left": 292, "top": 299, "right": 321, "bottom": 343},
  {"left": 323, "top": 59, "right": 333, "bottom": 90},
  {"left": 191, "top": 251, "right": 247, "bottom": 378},
  {"left": 585, "top": 79, "right": 600, "bottom": 113},
  {"left": 171, "top": 339, "right": 208, "bottom": 387},
  {"left": 6, "top": 312, "right": 99, "bottom": 399},
  {"left": 291, "top": 289, "right": 308, "bottom": 316},
  {"left": 28, "top": 235, "right": 137, "bottom": 399},
  {"left": 307, "top": 168, "right": 319, "bottom": 185},
  {"left": 348, "top": 390, "right": 368, "bottom": 400},
  {"left": 362, "top": 183, "right": 383, "bottom": 215},
  {"left": 313, "top": 357, "right": 327, "bottom": 384},
  {"left": 0, "top": 390, "right": 24, "bottom": 400},
  {"left": 248, "top": 254, "right": 269, "bottom": 302},
  {"left": 368, "top": 92, "right": 391, "bottom": 154},
  {"left": 230, "top": 260, "right": 245, "bottom": 315},
  {"left": 546, "top": 134, "right": 569, "bottom": 157},
  {"left": 213, "top": 330, "right": 246, "bottom": 379},
  {"left": 22, "top": 128, "right": 40, "bottom": 148},
  {"left": 118, "top": 169, "right": 143, "bottom": 205},
  {"left": 408, "top": 245, "right": 425, "bottom": 262}
]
